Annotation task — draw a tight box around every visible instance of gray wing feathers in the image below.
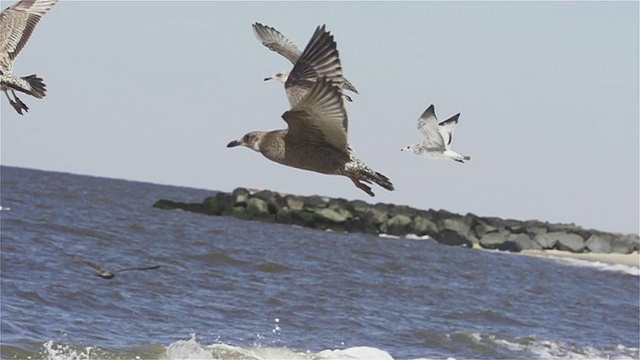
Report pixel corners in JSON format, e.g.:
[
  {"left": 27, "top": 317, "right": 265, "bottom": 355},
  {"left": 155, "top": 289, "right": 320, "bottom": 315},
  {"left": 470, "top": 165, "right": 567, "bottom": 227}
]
[
  {"left": 116, "top": 265, "right": 161, "bottom": 273},
  {"left": 438, "top": 113, "right": 460, "bottom": 146},
  {"left": 285, "top": 25, "right": 343, "bottom": 108},
  {"left": 283, "top": 77, "right": 348, "bottom": 153},
  {"left": 417, "top": 104, "right": 446, "bottom": 148},
  {"left": 417, "top": 104, "right": 437, "bottom": 137},
  {"left": 0, "top": 0, "right": 58, "bottom": 70},
  {"left": 252, "top": 22, "right": 302, "bottom": 64}
]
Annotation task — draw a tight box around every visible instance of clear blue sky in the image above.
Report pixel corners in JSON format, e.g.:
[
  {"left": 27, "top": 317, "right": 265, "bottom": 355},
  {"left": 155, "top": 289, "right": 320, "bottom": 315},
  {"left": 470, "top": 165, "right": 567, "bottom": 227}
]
[{"left": 1, "top": 1, "right": 638, "bottom": 234}]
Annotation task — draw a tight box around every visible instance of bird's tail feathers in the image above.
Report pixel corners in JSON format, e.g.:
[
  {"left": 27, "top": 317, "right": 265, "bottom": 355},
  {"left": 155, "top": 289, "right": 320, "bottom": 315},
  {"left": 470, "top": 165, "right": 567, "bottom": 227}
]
[
  {"left": 361, "top": 169, "right": 395, "bottom": 192},
  {"left": 22, "top": 74, "right": 47, "bottom": 99}
]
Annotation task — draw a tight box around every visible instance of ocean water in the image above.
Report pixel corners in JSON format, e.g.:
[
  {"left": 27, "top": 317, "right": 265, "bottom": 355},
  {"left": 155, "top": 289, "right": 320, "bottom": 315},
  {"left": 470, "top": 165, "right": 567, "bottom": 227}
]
[{"left": 1, "top": 165, "right": 638, "bottom": 360}]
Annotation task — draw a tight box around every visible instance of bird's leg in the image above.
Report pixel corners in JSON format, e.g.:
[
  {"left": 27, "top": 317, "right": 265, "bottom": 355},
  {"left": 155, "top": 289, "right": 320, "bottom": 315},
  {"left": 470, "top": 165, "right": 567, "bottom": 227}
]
[
  {"left": 10, "top": 90, "right": 29, "bottom": 114},
  {"left": 3, "top": 90, "right": 18, "bottom": 114},
  {"left": 350, "top": 178, "right": 375, "bottom": 197}
]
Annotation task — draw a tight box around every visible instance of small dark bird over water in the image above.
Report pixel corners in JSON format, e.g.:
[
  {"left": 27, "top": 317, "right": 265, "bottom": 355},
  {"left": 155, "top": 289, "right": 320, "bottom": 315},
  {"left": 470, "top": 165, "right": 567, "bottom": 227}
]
[{"left": 66, "top": 253, "right": 160, "bottom": 280}]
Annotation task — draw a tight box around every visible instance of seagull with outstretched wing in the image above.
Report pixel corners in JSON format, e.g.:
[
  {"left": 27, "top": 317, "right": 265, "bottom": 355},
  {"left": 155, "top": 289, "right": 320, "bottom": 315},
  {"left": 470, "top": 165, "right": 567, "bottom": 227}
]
[
  {"left": 0, "top": 0, "right": 58, "bottom": 115},
  {"left": 402, "top": 104, "right": 471, "bottom": 163},
  {"left": 252, "top": 22, "right": 358, "bottom": 104},
  {"left": 66, "top": 253, "right": 161, "bottom": 280}
]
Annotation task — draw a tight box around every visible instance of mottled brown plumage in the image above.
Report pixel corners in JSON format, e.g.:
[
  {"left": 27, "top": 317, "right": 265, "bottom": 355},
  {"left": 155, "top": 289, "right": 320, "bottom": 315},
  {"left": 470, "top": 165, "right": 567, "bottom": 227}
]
[
  {"left": 229, "top": 25, "right": 393, "bottom": 196},
  {"left": 0, "top": 0, "right": 57, "bottom": 115}
]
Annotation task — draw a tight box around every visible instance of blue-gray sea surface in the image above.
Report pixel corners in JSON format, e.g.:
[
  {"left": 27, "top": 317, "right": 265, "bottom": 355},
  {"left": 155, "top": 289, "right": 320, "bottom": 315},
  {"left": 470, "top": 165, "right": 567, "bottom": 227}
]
[{"left": 1, "top": 166, "right": 638, "bottom": 360}]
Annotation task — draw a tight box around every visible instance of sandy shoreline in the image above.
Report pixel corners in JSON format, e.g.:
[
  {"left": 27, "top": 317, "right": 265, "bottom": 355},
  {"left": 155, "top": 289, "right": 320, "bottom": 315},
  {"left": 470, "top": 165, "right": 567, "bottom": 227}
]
[
  {"left": 520, "top": 249, "right": 640, "bottom": 267},
  {"left": 471, "top": 244, "right": 640, "bottom": 266}
]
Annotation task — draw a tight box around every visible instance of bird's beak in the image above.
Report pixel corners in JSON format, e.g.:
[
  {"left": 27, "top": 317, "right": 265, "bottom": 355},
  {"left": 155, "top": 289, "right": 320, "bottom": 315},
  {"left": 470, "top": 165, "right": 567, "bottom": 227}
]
[
  {"left": 227, "top": 140, "right": 241, "bottom": 148},
  {"left": 263, "top": 77, "right": 272, "bottom": 82}
]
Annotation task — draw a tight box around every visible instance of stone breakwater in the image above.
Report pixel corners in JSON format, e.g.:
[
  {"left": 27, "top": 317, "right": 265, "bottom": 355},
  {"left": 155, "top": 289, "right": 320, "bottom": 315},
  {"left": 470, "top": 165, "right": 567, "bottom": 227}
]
[{"left": 153, "top": 187, "right": 639, "bottom": 254}]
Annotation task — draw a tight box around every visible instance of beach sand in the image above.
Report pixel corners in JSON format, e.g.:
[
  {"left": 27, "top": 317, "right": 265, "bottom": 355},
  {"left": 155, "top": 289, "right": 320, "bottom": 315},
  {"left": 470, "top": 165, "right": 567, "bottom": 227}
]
[
  {"left": 520, "top": 249, "right": 640, "bottom": 267},
  {"left": 471, "top": 244, "right": 640, "bottom": 266}
]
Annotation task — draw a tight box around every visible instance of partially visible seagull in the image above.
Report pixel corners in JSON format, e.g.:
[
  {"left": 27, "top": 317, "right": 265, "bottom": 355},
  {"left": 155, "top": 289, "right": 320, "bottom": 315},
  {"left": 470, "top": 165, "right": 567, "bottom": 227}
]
[
  {"left": 402, "top": 104, "right": 471, "bottom": 163},
  {"left": 66, "top": 253, "right": 161, "bottom": 280},
  {"left": 252, "top": 22, "right": 358, "bottom": 104},
  {"left": 228, "top": 25, "right": 393, "bottom": 197},
  {"left": 0, "top": 0, "right": 58, "bottom": 115}
]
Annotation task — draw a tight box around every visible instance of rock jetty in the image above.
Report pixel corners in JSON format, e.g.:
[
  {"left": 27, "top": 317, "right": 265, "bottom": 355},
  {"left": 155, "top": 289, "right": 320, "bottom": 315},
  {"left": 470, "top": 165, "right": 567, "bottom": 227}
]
[{"left": 153, "top": 187, "right": 639, "bottom": 254}]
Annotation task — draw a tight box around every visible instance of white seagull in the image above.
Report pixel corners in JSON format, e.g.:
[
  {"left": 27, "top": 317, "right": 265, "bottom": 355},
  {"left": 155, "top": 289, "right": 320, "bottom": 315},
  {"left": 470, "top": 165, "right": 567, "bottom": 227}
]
[
  {"left": 0, "top": 0, "right": 58, "bottom": 115},
  {"left": 402, "top": 104, "right": 471, "bottom": 163},
  {"left": 252, "top": 22, "right": 358, "bottom": 104}
]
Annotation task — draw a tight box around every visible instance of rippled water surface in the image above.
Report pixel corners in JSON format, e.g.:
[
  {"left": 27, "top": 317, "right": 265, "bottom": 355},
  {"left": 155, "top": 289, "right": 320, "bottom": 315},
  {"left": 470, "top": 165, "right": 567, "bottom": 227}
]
[{"left": 1, "top": 166, "right": 638, "bottom": 359}]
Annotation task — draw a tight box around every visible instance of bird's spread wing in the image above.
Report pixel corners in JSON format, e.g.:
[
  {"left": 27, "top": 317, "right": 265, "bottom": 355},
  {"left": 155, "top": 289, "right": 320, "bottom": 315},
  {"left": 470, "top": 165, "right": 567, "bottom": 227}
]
[
  {"left": 282, "top": 77, "right": 348, "bottom": 153},
  {"left": 417, "top": 104, "right": 445, "bottom": 148},
  {"left": 66, "top": 253, "right": 108, "bottom": 273},
  {"left": 284, "top": 25, "right": 343, "bottom": 108},
  {"left": 116, "top": 265, "right": 161, "bottom": 273},
  {"left": 0, "top": 0, "right": 58, "bottom": 71},
  {"left": 438, "top": 113, "right": 461, "bottom": 148},
  {"left": 252, "top": 22, "right": 301, "bottom": 65}
]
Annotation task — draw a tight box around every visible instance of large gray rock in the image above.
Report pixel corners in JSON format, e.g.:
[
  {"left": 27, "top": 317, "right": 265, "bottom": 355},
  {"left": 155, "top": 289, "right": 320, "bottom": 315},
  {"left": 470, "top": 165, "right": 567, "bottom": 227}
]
[
  {"left": 294, "top": 210, "right": 317, "bottom": 227},
  {"left": 535, "top": 233, "right": 558, "bottom": 249},
  {"left": 438, "top": 230, "right": 472, "bottom": 247},
  {"left": 552, "top": 232, "right": 585, "bottom": 252},
  {"left": 225, "top": 205, "right": 250, "bottom": 220},
  {"left": 474, "top": 221, "right": 499, "bottom": 239},
  {"left": 304, "top": 195, "right": 328, "bottom": 209},
  {"left": 201, "top": 193, "right": 233, "bottom": 216},
  {"left": 479, "top": 232, "right": 509, "bottom": 249},
  {"left": 284, "top": 195, "right": 304, "bottom": 212},
  {"left": 610, "top": 234, "right": 639, "bottom": 254},
  {"left": 503, "top": 218, "right": 525, "bottom": 233},
  {"left": 384, "top": 214, "right": 412, "bottom": 236},
  {"left": 411, "top": 214, "right": 439, "bottom": 237},
  {"left": 389, "top": 205, "right": 417, "bottom": 218},
  {"left": 253, "top": 190, "right": 282, "bottom": 212},
  {"left": 345, "top": 216, "right": 374, "bottom": 234},
  {"left": 585, "top": 234, "right": 612, "bottom": 253},
  {"left": 246, "top": 198, "right": 273, "bottom": 222},
  {"left": 231, "top": 188, "right": 251, "bottom": 206},
  {"left": 349, "top": 199, "right": 371, "bottom": 214},
  {"left": 315, "top": 207, "right": 352, "bottom": 223},
  {"left": 441, "top": 217, "right": 471, "bottom": 236},
  {"left": 360, "top": 204, "right": 390, "bottom": 226},
  {"left": 276, "top": 207, "right": 292, "bottom": 224},
  {"left": 508, "top": 233, "right": 541, "bottom": 251}
]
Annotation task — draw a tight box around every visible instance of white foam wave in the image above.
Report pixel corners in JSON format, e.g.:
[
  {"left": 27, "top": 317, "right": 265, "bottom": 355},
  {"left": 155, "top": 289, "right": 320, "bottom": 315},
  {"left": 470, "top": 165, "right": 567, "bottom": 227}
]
[
  {"left": 163, "top": 334, "right": 395, "bottom": 360},
  {"left": 536, "top": 255, "right": 639, "bottom": 277},
  {"left": 39, "top": 340, "right": 115, "bottom": 360},
  {"left": 469, "top": 333, "right": 639, "bottom": 360}
]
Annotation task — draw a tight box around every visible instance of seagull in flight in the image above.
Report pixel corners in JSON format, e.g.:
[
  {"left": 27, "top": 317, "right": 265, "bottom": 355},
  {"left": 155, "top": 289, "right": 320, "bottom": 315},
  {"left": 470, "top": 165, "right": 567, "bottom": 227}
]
[
  {"left": 66, "top": 253, "right": 161, "bottom": 280},
  {"left": 402, "top": 104, "right": 471, "bottom": 163},
  {"left": 0, "top": 0, "right": 58, "bottom": 115},
  {"left": 252, "top": 22, "right": 358, "bottom": 104},
  {"left": 228, "top": 25, "right": 394, "bottom": 197}
]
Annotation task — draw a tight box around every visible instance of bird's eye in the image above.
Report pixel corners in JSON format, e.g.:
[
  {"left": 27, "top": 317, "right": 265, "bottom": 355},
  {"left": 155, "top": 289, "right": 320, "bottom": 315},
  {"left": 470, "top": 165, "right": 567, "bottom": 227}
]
[{"left": 243, "top": 134, "right": 249, "bottom": 141}]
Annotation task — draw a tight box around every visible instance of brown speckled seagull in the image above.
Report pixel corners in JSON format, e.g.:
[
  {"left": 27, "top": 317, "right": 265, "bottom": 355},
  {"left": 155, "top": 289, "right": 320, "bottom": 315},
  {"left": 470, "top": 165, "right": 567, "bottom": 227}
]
[
  {"left": 66, "top": 253, "right": 160, "bottom": 280},
  {"left": 0, "top": 0, "right": 58, "bottom": 115},
  {"left": 228, "top": 25, "right": 393, "bottom": 197},
  {"left": 252, "top": 22, "right": 358, "bottom": 104}
]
